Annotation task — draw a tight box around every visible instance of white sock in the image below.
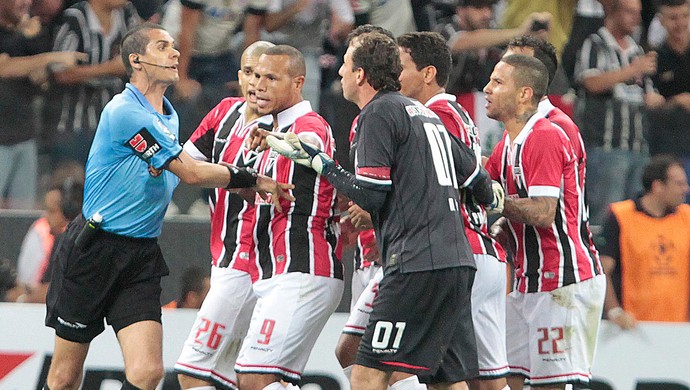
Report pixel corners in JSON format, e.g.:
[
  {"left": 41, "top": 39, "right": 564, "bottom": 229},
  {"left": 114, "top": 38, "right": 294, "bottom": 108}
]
[
  {"left": 389, "top": 375, "right": 426, "bottom": 390},
  {"left": 501, "top": 386, "right": 511, "bottom": 390},
  {"left": 343, "top": 365, "right": 353, "bottom": 382},
  {"left": 284, "top": 384, "right": 300, "bottom": 390}
]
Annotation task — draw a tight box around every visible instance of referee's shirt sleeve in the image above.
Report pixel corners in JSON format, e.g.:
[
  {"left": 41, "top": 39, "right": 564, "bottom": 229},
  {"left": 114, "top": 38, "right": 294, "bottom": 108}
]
[
  {"left": 113, "top": 107, "right": 183, "bottom": 169},
  {"left": 354, "top": 110, "right": 394, "bottom": 191}
]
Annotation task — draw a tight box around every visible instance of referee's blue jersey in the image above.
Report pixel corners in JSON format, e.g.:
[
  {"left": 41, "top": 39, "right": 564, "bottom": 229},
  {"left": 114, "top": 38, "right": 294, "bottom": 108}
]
[{"left": 82, "top": 83, "right": 182, "bottom": 238}]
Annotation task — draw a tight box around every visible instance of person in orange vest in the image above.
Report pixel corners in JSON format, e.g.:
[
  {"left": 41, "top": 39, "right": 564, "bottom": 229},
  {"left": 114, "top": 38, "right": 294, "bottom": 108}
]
[{"left": 600, "top": 154, "right": 690, "bottom": 329}]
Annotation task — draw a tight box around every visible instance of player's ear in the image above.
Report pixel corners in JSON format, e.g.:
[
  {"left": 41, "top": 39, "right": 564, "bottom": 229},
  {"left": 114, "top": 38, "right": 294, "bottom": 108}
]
[
  {"left": 519, "top": 86, "right": 534, "bottom": 104},
  {"left": 293, "top": 75, "right": 305, "bottom": 90},
  {"left": 355, "top": 67, "right": 366, "bottom": 86},
  {"left": 424, "top": 65, "right": 437, "bottom": 85}
]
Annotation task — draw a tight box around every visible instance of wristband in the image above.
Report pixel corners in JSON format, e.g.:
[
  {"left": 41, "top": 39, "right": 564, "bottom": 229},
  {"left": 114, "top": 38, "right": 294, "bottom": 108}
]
[
  {"left": 607, "top": 306, "right": 624, "bottom": 320},
  {"left": 225, "top": 165, "right": 258, "bottom": 189}
]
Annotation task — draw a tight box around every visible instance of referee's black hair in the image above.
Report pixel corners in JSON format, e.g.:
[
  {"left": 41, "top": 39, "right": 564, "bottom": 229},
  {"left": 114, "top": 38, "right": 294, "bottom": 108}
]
[
  {"left": 642, "top": 154, "right": 683, "bottom": 194},
  {"left": 397, "top": 32, "right": 452, "bottom": 88},
  {"left": 352, "top": 33, "right": 402, "bottom": 92},
  {"left": 120, "top": 22, "right": 167, "bottom": 77},
  {"left": 507, "top": 35, "right": 558, "bottom": 89}
]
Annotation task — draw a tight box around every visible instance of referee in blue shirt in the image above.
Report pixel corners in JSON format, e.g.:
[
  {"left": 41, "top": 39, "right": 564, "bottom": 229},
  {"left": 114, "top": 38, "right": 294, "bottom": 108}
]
[{"left": 42, "top": 23, "right": 294, "bottom": 390}]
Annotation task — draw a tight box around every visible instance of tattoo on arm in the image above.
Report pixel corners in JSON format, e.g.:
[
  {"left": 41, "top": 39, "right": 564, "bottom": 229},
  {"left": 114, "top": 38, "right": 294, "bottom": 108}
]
[{"left": 502, "top": 196, "right": 557, "bottom": 228}]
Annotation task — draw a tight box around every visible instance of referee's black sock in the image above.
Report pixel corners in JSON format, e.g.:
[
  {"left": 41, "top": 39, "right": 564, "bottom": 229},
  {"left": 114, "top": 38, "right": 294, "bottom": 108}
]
[{"left": 120, "top": 380, "right": 143, "bottom": 390}]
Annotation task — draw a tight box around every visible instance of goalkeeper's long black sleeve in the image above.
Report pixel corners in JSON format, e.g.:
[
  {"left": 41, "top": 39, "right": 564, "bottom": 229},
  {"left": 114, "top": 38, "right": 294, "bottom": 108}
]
[
  {"left": 465, "top": 167, "right": 494, "bottom": 206},
  {"left": 321, "top": 163, "right": 387, "bottom": 213}
]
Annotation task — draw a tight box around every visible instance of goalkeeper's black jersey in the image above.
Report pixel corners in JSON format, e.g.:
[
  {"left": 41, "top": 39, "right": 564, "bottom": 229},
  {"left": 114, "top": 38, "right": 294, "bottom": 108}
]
[{"left": 352, "top": 91, "right": 481, "bottom": 273}]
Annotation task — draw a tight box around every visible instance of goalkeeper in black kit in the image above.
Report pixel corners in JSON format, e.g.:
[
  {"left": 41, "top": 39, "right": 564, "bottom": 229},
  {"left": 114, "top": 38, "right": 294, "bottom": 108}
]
[{"left": 251, "top": 31, "right": 504, "bottom": 390}]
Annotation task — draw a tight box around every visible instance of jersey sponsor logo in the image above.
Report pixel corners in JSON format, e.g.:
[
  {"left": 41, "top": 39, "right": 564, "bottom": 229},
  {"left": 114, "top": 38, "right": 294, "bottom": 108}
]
[
  {"left": 127, "top": 128, "right": 162, "bottom": 162},
  {"left": 405, "top": 104, "right": 436, "bottom": 119}
]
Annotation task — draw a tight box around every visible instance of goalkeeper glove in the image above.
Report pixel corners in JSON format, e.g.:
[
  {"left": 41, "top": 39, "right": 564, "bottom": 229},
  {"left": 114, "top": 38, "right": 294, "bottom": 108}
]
[
  {"left": 266, "top": 132, "right": 334, "bottom": 175},
  {"left": 486, "top": 180, "right": 505, "bottom": 214}
]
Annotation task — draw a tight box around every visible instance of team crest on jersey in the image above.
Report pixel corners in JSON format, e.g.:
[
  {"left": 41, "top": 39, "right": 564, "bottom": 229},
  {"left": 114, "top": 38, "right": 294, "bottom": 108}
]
[
  {"left": 236, "top": 147, "right": 260, "bottom": 169},
  {"left": 154, "top": 118, "right": 176, "bottom": 141},
  {"left": 127, "top": 128, "right": 161, "bottom": 162}
]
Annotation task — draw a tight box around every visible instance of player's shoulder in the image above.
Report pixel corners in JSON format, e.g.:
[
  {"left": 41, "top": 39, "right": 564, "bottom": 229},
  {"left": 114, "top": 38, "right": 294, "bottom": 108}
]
[
  {"left": 366, "top": 91, "right": 411, "bottom": 113},
  {"left": 215, "top": 96, "right": 246, "bottom": 110},
  {"left": 295, "top": 110, "right": 329, "bottom": 127}
]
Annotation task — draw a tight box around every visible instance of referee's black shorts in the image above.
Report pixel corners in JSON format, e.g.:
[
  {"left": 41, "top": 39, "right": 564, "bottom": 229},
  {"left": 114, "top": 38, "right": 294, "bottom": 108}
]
[
  {"left": 45, "top": 215, "right": 169, "bottom": 343},
  {"left": 356, "top": 264, "right": 479, "bottom": 384}
]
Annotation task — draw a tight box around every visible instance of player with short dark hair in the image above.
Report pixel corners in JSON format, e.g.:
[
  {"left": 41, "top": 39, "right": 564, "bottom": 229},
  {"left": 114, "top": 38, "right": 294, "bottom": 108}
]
[
  {"left": 237, "top": 45, "right": 345, "bottom": 390},
  {"left": 266, "top": 32, "right": 504, "bottom": 390},
  {"left": 42, "top": 24, "right": 293, "bottom": 390},
  {"left": 504, "top": 36, "right": 598, "bottom": 275},
  {"left": 484, "top": 54, "right": 605, "bottom": 390},
  {"left": 398, "top": 31, "right": 509, "bottom": 390}
]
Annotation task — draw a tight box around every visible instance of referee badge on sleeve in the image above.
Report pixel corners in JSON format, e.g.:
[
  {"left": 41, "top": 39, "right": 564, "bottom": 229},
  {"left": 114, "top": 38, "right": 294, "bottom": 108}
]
[{"left": 127, "top": 128, "right": 162, "bottom": 162}]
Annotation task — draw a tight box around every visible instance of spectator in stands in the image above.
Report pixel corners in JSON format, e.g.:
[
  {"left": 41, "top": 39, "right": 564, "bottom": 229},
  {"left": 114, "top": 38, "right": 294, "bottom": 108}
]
[
  {"left": 16, "top": 173, "right": 84, "bottom": 304},
  {"left": 0, "top": 258, "right": 25, "bottom": 302},
  {"left": 574, "top": 0, "right": 666, "bottom": 226},
  {"left": 600, "top": 155, "right": 690, "bottom": 329},
  {"left": 353, "top": 0, "right": 416, "bottom": 37},
  {"left": 263, "top": 0, "right": 354, "bottom": 110},
  {"left": 0, "top": 0, "right": 82, "bottom": 210},
  {"left": 162, "top": 267, "right": 210, "bottom": 309},
  {"left": 562, "top": 0, "right": 610, "bottom": 87},
  {"left": 649, "top": 0, "right": 690, "bottom": 200},
  {"left": 500, "top": 0, "right": 574, "bottom": 57},
  {"left": 435, "top": 0, "right": 550, "bottom": 94},
  {"left": 45, "top": 0, "right": 140, "bottom": 167},
  {"left": 168, "top": 0, "right": 267, "bottom": 140}
]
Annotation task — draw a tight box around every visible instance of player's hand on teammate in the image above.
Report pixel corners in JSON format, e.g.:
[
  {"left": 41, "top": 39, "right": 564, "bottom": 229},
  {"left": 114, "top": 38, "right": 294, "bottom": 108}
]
[
  {"left": 265, "top": 132, "right": 334, "bottom": 175},
  {"left": 347, "top": 202, "right": 373, "bottom": 231},
  {"left": 489, "top": 217, "right": 510, "bottom": 250},
  {"left": 245, "top": 124, "right": 272, "bottom": 151},
  {"left": 486, "top": 180, "right": 505, "bottom": 214},
  {"left": 254, "top": 174, "right": 295, "bottom": 212}
]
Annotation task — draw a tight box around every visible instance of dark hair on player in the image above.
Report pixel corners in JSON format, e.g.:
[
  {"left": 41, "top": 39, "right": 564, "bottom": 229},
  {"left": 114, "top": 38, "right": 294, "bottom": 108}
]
[
  {"left": 351, "top": 33, "right": 402, "bottom": 92},
  {"left": 397, "top": 31, "right": 452, "bottom": 88}
]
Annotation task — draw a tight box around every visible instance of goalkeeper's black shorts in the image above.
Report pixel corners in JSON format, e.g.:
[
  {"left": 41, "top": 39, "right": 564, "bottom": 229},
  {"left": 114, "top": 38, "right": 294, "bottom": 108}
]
[
  {"left": 355, "top": 264, "right": 478, "bottom": 384},
  {"left": 45, "top": 215, "right": 169, "bottom": 343}
]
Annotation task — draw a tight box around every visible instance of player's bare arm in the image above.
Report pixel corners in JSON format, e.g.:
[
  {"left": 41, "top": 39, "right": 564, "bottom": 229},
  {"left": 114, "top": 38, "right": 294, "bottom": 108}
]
[{"left": 502, "top": 196, "right": 557, "bottom": 228}]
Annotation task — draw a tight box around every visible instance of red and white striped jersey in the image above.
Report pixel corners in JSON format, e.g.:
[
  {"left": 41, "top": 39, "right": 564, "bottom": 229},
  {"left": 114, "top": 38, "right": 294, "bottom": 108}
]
[
  {"left": 485, "top": 112, "right": 602, "bottom": 293},
  {"left": 254, "top": 101, "right": 343, "bottom": 280},
  {"left": 538, "top": 98, "right": 600, "bottom": 275},
  {"left": 426, "top": 93, "right": 506, "bottom": 262},
  {"left": 348, "top": 115, "right": 378, "bottom": 270},
  {"left": 184, "top": 98, "right": 273, "bottom": 279}
]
